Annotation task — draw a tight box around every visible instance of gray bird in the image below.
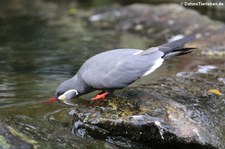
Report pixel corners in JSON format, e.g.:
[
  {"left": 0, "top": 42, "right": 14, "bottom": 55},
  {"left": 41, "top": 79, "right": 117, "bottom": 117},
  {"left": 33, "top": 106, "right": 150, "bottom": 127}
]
[{"left": 54, "top": 36, "right": 195, "bottom": 105}]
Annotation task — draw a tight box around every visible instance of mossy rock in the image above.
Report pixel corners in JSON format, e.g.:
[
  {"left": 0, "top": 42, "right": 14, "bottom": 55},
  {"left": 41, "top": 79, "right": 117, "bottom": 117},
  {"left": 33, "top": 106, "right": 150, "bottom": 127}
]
[{"left": 0, "top": 123, "right": 39, "bottom": 149}]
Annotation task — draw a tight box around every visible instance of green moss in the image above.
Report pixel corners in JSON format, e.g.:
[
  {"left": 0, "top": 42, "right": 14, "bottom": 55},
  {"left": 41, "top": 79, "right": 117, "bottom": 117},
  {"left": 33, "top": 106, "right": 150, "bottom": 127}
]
[
  {"left": 0, "top": 135, "right": 10, "bottom": 149},
  {"left": 8, "top": 126, "right": 39, "bottom": 149},
  {"left": 67, "top": 8, "right": 77, "bottom": 15}
]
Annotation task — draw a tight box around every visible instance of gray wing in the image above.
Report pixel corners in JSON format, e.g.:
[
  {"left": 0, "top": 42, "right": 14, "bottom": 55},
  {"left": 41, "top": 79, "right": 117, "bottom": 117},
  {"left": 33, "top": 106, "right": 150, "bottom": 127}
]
[
  {"left": 76, "top": 36, "right": 194, "bottom": 89},
  {"left": 77, "top": 49, "right": 163, "bottom": 89}
]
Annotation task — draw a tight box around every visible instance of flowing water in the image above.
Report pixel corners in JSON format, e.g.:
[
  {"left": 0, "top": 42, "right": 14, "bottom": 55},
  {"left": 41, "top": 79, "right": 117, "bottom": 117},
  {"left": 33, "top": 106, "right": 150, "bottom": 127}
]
[{"left": 0, "top": 0, "right": 224, "bottom": 148}]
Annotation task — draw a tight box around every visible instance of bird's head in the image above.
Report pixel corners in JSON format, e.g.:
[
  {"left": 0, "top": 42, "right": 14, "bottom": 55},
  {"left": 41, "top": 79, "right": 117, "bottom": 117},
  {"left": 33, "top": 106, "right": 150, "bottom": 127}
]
[
  {"left": 55, "top": 79, "right": 79, "bottom": 105},
  {"left": 56, "top": 89, "right": 78, "bottom": 101}
]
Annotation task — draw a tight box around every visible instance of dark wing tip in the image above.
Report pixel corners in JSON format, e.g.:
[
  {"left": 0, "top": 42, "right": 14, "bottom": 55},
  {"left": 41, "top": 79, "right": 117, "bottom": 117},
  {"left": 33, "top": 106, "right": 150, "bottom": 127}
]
[{"left": 159, "top": 35, "right": 197, "bottom": 56}]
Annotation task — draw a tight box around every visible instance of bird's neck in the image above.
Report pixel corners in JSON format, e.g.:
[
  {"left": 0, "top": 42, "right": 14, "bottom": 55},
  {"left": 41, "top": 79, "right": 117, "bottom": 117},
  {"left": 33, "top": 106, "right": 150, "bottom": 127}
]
[{"left": 71, "top": 75, "right": 92, "bottom": 95}]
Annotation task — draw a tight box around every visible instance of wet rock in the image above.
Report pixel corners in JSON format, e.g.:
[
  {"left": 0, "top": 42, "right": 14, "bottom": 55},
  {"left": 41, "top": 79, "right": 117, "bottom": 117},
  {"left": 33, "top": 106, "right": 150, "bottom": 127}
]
[
  {"left": 0, "top": 123, "right": 38, "bottom": 149},
  {"left": 0, "top": 115, "right": 119, "bottom": 149},
  {"left": 88, "top": 4, "right": 225, "bottom": 55},
  {"left": 69, "top": 65, "right": 225, "bottom": 149}
]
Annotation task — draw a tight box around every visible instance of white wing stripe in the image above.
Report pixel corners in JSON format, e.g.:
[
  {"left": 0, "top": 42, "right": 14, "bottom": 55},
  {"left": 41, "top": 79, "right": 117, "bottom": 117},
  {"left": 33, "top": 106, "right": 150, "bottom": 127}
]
[
  {"left": 142, "top": 58, "right": 164, "bottom": 76},
  {"left": 133, "top": 50, "right": 143, "bottom": 55}
]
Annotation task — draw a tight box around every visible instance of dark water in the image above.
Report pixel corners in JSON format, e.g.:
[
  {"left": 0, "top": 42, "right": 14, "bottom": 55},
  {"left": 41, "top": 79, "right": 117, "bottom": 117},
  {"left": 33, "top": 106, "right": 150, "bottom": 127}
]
[{"left": 0, "top": 0, "right": 224, "bottom": 148}]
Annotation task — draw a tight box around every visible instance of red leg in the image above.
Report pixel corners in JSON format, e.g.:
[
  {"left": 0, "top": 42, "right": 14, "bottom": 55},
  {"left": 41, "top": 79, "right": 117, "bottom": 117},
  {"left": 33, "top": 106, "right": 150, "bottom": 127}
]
[{"left": 91, "top": 91, "right": 110, "bottom": 101}]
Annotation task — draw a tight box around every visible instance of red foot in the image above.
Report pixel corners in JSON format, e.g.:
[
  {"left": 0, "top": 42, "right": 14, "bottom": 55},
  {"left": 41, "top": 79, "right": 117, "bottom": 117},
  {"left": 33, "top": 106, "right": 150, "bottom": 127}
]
[{"left": 91, "top": 92, "right": 110, "bottom": 101}]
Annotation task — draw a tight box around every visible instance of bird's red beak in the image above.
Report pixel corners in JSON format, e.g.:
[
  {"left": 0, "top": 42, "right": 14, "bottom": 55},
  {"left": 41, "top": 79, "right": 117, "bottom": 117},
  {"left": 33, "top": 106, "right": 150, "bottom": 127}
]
[{"left": 45, "top": 97, "right": 58, "bottom": 104}]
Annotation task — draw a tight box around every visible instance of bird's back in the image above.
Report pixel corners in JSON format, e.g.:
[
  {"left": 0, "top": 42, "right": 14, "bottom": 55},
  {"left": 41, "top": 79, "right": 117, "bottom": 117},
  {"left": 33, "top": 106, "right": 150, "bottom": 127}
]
[{"left": 77, "top": 48, "right": 163, "bottom": 89}]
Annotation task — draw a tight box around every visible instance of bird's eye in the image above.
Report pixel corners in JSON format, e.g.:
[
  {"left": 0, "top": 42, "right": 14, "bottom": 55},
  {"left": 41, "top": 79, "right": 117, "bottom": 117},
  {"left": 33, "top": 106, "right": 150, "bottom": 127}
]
[{"left": 57, "top": 92, "right": 63, "bottom": 97}]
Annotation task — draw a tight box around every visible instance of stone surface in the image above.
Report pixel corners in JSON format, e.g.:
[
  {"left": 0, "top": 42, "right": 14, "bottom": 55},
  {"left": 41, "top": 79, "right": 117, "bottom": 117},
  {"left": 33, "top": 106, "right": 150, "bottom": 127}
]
[
  {"left": 70, "top": 65, "right": 225, "bottom": 148},
  {"left": 0, "top": 123, "right": 38, "bottom": 149}
]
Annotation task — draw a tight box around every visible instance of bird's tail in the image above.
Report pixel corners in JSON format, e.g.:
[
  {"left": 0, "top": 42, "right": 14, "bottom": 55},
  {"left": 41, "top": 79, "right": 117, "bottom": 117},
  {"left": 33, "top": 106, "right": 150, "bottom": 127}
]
[
  {"left": 162, "top": 47, "right": 195, "bottom": 59},
  {"left": 158, "top": 35, "right": 196, "bottom": 59}
]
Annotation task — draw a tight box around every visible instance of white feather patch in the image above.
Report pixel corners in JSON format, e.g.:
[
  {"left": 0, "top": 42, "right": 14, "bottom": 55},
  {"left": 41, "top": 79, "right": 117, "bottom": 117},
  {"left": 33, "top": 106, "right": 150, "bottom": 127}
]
[
  {"left": 142, "top": 58, "right": 164, "bottom": 76},
  {"left": 64, "top": 89, "right": 78, "bottom": 96},
  {"left": 58, "top": 89, "right": 78, "bottom": 100},
  {"left": 163, "top": 51, "right": 181, "bottom": 59},
  {"left": 133, "top": 50, "right": 143, "bottom": 55}
]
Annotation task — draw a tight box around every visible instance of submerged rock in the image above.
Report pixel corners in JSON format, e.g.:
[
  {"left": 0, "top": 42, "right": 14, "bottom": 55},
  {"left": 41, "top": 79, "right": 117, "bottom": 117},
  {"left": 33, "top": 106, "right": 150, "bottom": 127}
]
[
  {"left": 69, "top": 65, "right": 225, "bottom": 149},
  {"left": 0, "top": 123, "right": 38, "bottom": 149}
]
